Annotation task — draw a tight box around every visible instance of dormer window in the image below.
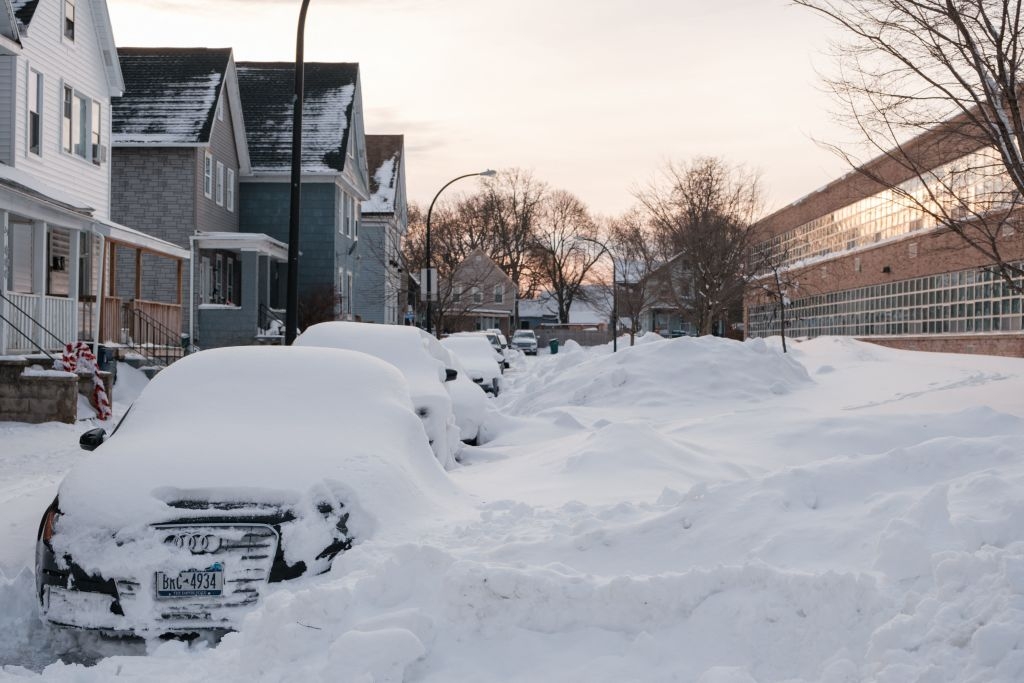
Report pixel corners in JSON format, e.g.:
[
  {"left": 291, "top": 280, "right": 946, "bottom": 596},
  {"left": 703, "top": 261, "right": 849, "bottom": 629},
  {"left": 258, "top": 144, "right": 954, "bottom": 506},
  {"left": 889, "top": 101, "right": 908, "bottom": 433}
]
[{"left": 64, "top": 0, "right": 75, "bottom": 41}]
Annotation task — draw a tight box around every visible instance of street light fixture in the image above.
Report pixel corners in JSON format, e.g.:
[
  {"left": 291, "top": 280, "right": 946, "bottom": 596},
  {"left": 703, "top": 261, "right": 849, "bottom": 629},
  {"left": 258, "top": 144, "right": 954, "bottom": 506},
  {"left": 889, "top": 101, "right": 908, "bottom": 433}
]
[
  {"left": 284, "top": 0, "right": 312, "bottom": 346},
  {"left": 424, "top": 169, "right": 497, "bottom": 335}
]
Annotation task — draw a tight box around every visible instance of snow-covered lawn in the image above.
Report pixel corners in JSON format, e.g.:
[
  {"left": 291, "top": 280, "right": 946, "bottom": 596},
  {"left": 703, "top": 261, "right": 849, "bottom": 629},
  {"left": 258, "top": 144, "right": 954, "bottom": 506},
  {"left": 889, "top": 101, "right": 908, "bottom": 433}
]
[{"left": 3, "top": 337, "right": 1024, "bottom": 681}]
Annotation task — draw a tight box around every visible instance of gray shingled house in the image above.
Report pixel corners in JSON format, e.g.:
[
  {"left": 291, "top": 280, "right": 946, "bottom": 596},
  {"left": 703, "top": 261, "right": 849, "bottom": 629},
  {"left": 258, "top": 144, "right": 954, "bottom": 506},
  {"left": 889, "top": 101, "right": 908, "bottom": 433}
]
[
  {"left": 111, "top": 47, "right": 286, "bottom": 349},
  {"left": 236, "top": 62, "right": 369, "bottom": 327},
  {"left": 355, "top": 135, "right": 407, "bottom": 325}
]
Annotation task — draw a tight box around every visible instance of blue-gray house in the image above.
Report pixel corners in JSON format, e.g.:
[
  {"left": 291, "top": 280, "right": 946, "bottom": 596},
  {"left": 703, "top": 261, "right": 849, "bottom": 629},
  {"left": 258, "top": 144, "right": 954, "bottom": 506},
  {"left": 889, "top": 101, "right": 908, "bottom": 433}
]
[{"left": 236, "top": 62, "right": 369, "bottom": 326}]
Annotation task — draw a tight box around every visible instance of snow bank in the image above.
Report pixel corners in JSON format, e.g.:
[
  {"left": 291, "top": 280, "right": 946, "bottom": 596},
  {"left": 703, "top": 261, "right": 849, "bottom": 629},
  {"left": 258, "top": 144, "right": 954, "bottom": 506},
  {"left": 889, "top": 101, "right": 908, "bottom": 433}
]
[{"left": 504, "top": 335, "right": 811, "bottom": 414}]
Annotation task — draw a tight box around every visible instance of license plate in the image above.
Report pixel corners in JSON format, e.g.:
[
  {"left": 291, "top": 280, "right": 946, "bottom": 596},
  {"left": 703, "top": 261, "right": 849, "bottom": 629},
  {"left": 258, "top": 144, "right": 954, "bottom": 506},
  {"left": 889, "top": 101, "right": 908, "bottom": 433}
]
[{"left": 155, "top": 566, "right": 224, "bottom": 598}]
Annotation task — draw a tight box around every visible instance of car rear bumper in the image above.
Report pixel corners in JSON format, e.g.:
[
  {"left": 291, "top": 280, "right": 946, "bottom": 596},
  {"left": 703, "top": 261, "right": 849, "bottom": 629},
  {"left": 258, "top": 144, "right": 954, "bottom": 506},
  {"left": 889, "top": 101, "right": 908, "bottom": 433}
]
[{"left": 37, "top": 523, "right": 282, "bottom": 634}]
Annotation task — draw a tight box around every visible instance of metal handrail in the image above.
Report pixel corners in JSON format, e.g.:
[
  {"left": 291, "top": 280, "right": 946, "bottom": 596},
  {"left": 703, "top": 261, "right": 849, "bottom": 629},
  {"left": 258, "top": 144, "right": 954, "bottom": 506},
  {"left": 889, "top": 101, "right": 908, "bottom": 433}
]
[
  {"left": 0, "top": 290, "right": 67, "bottom": 350},
  {"left": 0, "top": 309, "right": 55, "bottom": 360},
  {"left": 119, "top": 302, "right": 183, "bottom": 368},
  {"left": 258, "top": 303, "right": 286, "bottom": 333}
]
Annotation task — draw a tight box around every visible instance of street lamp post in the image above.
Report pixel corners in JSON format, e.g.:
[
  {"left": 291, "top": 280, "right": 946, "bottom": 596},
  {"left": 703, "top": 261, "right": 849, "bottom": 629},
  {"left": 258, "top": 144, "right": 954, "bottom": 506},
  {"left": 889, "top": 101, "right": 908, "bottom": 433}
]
[
  {"left": 284, "top": 0, "right": 312, "bottom": 345},
  {"left": 424, "top": 169, "right": 496, "bottom": 335},
  {"left": 580, "top": 236, "right": 618, "bottom": 352}
]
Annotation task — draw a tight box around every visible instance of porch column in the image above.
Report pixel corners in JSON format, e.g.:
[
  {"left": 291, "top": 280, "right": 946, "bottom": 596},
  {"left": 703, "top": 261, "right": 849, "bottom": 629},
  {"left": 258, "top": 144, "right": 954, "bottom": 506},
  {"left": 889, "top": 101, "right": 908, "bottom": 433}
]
[
  {"left": 32, "top": 221, "right": 46, "bottom": 349},
  {"left": 241, "top": 250, "right": 259, "bottom": 335},
  {"left": 92, "top": 235, "right": 106, "bottom": 357},
  {"left": 0, "top": 211, "right": 7, "bottom": 354},
  {"left": 69, "top": 230, "right": 80, "bottom": 342}
]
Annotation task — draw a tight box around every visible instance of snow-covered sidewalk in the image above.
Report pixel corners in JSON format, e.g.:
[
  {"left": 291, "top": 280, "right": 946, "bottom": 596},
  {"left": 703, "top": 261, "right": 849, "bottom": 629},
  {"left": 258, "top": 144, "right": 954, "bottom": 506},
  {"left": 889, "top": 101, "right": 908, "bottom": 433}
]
[{"left": 3, "top": 337, "right": 1024, "bottom": 681}]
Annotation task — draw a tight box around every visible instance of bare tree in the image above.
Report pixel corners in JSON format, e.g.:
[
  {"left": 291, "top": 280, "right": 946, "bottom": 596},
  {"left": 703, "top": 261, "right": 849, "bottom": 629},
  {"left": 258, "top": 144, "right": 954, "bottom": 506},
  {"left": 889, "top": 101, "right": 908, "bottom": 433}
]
[
  {"left": 479, "top": 169, "right": 548, "bottom": 310},
  {"left": 531, "top": 190, "right": 604, "bottom": 325},
  {"left": 585, "top": 210, "right": 664, "bottom": 345},
  {"left": 794, "top": 0, "right": 1024, "bottom": 291},
  {"left": 636, "top": 157, "right": 764, "bottom": 335}
]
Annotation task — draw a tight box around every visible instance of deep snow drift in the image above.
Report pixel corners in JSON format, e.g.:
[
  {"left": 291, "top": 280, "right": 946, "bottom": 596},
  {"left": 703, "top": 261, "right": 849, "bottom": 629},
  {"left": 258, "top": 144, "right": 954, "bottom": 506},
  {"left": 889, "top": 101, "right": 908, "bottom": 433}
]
[{"left": 3, "top": 336, "right": 1024, "bottom": 682}]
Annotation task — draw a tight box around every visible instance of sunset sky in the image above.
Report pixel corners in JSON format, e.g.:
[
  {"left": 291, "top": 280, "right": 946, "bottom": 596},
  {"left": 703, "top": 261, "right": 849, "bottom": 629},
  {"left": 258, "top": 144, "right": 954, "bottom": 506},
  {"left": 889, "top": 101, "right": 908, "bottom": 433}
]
[{"left": 107, "top": 0, "right": 850, "bottom": 218}]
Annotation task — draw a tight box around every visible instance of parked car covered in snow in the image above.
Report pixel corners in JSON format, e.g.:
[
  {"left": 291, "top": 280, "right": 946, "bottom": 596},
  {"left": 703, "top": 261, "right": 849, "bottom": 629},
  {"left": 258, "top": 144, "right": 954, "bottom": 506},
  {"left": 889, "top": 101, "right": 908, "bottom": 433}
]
[
  {"left": 296, "top": 322, "right": 487, "bottom": 449},
  {"left": 441, "top": 335, "right": 504, "bottom": 396},
  {"left": 35, "top": 346, "right": 455, "bottom": 637},
  {"left": 511, "top": 329, "right": 538, "bottom": 355}
]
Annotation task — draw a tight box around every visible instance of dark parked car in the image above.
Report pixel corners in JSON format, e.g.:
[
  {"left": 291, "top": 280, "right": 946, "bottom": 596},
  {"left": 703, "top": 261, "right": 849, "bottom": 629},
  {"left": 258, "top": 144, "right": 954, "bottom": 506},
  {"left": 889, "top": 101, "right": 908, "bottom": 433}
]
[{"left": 35, "top": 346, "right": 453, "bottom": 637}]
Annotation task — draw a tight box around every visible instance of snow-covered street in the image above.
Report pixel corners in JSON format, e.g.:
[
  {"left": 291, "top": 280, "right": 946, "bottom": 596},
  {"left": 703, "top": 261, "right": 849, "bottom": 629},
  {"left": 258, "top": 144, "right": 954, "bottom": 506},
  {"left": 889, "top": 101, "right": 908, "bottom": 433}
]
[{"left": 3, "top": 337, "right": 1024, "bottom": 681}]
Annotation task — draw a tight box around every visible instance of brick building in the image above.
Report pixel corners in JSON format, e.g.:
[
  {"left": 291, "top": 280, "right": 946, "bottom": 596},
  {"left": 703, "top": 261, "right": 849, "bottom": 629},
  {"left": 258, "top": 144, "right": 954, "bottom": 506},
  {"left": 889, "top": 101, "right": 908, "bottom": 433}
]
[{"left": 745, "top": 122, "right": 1024, "bottom": 358}]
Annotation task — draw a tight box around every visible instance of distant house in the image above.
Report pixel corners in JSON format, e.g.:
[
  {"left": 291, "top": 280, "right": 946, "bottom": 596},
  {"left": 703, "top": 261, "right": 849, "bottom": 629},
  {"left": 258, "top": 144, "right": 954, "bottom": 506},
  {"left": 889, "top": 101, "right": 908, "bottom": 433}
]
[
  {"left": 355, "top": 134, "right": 406, "bottom": 325},
  {"left": 0, "top": 0, "right": 186, "bottom": 360},
  {"left": 636, "top": 254, "right": 698, "bottom": 336},
  {"left": 518, "top": 287, "right": 614, "bottom": 331},
  {"left": 442, "top": 250, "right": 514, "bottom": 335},
  {"left": 111, "top": 47, "right": 285, "bottom": 349},
  {"left": 236, "top": 62, "right": 369, "bottom": 326}
]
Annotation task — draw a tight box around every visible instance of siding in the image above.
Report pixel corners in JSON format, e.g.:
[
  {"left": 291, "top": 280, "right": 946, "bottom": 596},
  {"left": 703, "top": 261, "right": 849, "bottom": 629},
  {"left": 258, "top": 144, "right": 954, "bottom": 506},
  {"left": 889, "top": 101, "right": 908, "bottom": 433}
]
[
  {"left": 12, "top": 0, "right": 115, "bottom": 220},
  {"left": 239, "top": 181, "right": 336, "bottom": 300},
  {"left": 353, "top": 217, "right": 388, "bottom": 323},
  {"left": 0, "top": 56, "right": 14, "bottom": 165},
  {"left": 195, "top": 86, "right": 240, "bottom": 232}
]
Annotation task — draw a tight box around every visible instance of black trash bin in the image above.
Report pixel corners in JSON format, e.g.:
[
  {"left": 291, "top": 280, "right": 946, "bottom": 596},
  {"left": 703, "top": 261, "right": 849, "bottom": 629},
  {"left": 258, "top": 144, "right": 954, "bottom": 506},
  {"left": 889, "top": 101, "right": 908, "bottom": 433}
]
[
  {"left": 549, "top": 339, "right": 559, "bottom": 355},
  {"left": 96, "top": 345, "right": 115, "bottom": 373}
]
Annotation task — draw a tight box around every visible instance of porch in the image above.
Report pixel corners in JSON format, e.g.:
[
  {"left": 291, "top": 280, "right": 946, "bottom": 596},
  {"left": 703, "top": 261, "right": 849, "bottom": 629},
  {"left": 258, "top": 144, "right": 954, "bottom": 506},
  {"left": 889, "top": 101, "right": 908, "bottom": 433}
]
[
  {"left": 1, "top": 209, "right": 189, "bottom": 360},
  {"left": 190, "top": 232, "right": 288, "bottom": 348}
]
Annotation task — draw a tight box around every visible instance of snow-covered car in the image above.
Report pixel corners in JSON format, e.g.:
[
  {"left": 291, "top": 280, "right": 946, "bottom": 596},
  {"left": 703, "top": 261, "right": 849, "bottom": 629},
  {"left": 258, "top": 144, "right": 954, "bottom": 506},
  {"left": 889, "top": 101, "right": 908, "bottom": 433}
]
[
  {"left": 295, "top": 322, "right": 462, "bottom": 466},
  {"left": 434, "top": 346, "right": 488, "bottom": 445},
  {"left": 35, "top": 346, "right": 453, "bottom": 637},
  {"left": 441, "top": 336, "right": 504, "bottom": 396},
  {"left": 453, "top": 331, "right": 510, "bottom": 369},
  {"left": 511, "top": 329, "right": 538, "bottom": 355}
]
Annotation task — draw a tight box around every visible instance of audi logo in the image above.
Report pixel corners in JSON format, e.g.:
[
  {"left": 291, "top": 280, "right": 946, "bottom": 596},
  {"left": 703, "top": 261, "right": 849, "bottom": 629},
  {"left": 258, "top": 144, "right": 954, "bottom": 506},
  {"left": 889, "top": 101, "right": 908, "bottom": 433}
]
[{"left": 164, "top": 533, "right": 221, "bottom": 554}]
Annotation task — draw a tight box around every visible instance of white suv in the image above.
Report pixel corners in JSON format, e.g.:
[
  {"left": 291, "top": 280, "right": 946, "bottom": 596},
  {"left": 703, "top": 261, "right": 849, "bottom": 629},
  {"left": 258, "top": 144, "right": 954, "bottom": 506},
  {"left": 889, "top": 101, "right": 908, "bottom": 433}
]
[{"left": 512, "top": 329, "right": 538, "bottom": 355}]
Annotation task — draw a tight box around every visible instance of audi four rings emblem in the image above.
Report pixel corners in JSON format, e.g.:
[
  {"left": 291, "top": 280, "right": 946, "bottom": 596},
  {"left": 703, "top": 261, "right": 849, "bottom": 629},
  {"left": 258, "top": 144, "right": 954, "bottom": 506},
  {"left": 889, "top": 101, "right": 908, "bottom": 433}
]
[{"left": 165, "top": 533, "right": 221, "bottom": 554}]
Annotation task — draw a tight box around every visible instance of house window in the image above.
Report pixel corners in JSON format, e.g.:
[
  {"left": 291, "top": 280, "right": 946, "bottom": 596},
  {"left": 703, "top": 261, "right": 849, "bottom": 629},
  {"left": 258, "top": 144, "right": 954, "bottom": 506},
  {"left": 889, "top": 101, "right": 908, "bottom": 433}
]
[
  {"left": 226, "top": 258, "right": 234, "bottom": 304},
  {"left": 347, "top": 271, "right": 354, "bottom": 314},
  {"left": 227, "top": 169, "right": 235, "bottom": 212},
  {"left": 90, "top": 100, "right": 102, "bottom": 165},
  {"left": 28, "top": 69, "right": 41, "bottom": 155},
  {"left": 63, "top": 0, "right": 75, "bottom": 41},
  {"left": 204, "top": 153, "right": 213, "bottom": 198},
  {"left": 354, "top": 203, "right": 360, "bottom": 240},
  {"left": 214, "top": 253, "right": 223, "bottom": 303},
  {"left": 62, "top": 86, "right": 72, "bottom": 154},
  {"left": 472, "top": 287, "right": 483, "bottom": 304},
  {"left": 908, "top": 242, "right": 918, "bottom": 258},
  {"left": 217, "top": 94, "right": 224, "bottom": 122},
  {"left": 344, "top": 196, "right": 353, "bottom": 238},
  {"left": 452, "top": 285, "right": 462, "bottom": 303},
  {"left": 7, "top": 221, "right": 33, "bottom": 293},
  {"left": 494, "top": 284, "right": 504, "bottom": 303},
  {"left": 216, "top": 161, "right": 225, "bottom": 206},
  {"left": 61, "top": 85, "right": 94, "bottom": 160}
]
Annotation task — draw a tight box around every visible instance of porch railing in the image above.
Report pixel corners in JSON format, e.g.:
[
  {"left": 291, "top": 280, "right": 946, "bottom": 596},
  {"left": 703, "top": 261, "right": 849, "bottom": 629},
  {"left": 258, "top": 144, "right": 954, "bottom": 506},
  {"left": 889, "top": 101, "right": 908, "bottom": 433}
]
[
  {"left": 1, "top": 291, "right": 71, "bottom": 355},
  {"left": 78, "top": 297, "right": 185, "bottom": 367}
]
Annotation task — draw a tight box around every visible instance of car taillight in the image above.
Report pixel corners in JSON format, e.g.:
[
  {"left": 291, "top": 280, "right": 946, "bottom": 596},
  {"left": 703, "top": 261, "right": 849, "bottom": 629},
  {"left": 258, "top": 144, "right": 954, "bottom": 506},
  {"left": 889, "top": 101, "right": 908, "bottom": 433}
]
[{"left": 41, "top": 503, "right": 60, "bottom": 543}]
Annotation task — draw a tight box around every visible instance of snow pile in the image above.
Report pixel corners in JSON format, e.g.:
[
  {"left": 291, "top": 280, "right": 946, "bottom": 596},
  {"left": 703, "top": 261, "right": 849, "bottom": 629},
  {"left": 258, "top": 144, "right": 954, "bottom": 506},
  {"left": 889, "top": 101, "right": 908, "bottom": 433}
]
[
  {"left": 504, "top": 335, "right": 811, "bottom": 414},
  {"left": 5, "top": 336, "right": 1024, "bottom": 681}
]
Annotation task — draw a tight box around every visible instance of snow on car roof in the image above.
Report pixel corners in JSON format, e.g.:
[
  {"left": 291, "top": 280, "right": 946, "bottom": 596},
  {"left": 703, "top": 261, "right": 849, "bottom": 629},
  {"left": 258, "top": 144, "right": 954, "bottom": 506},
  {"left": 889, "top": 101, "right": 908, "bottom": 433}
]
[
  {"left": 56, "top": 346, "right": 462, "bottom": 538},
  {"left": 295, "top": 321, "right": 452, "bottom": 390}
]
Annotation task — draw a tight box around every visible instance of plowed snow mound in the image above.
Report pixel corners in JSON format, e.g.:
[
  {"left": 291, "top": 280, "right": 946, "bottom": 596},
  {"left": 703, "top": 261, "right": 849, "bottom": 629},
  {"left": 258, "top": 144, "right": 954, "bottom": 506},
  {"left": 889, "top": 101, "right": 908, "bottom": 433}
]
[{"left": 504, "top": 336, "right": 811, "bottom": 414}]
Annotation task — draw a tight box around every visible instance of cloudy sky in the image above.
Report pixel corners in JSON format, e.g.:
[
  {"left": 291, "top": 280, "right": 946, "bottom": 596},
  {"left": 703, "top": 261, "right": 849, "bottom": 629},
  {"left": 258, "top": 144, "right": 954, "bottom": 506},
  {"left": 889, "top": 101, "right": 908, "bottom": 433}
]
[{"left": 107, "top": 0, "right": 849, "bottom": 217}]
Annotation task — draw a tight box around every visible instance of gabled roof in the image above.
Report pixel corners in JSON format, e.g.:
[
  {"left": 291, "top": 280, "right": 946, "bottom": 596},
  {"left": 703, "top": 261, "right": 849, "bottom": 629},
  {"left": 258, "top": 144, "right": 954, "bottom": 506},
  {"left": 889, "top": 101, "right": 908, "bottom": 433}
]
[
  {"left": 113, "top": 48, "right": 231, "bottom": 145},
  {"left": 363, "top": 134, "right": 403, "bottom": 215},
  {"left": 236, "top": 62, "right": 359, "bottom": 174},
  {"left": 10, "top": 0, "right": 36, "bottom": 30}
]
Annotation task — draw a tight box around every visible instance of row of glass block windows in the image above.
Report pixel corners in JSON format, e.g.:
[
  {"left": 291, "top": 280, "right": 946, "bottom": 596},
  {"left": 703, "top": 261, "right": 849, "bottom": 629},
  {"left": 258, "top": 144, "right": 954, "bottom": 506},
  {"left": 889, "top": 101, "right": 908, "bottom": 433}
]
[
  {"left": 753, "top": 148, "right": 1015, "bottom": 269},
  {"left": 748, "top": 265, "right": 1024, "bottom": 338}
]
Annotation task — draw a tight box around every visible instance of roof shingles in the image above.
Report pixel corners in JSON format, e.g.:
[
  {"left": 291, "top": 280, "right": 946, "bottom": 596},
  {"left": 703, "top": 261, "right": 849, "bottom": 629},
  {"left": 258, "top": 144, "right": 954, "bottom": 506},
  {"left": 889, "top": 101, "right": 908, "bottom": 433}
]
[
  {"left": 363, "top": 134, "right": 403, "bottom": 215},
  {"left": 113, "top": 48, "right": 231, "bottom": 146},
  {"left": 236, "top": 62, "right": 358, "bottom": 174}
]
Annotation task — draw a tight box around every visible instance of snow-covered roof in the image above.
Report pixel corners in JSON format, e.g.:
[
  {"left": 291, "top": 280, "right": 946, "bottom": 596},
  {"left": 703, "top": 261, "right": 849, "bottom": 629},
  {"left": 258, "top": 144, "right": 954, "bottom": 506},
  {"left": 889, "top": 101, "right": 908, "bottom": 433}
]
[
  {"left": 10, "top": 0, "right": 36, "bottom": 29},
  {"left": 363, "top": 135, "right": 403, "bottom": 215},
  {"left": 236, "top": 62, "right": 358, "bottom": 175},
  {"left": 518, "top": 296, "right": 557, "bottom": 319},
  {"left": 113, "top": 48, "right": 230, "bottom": 146}
]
